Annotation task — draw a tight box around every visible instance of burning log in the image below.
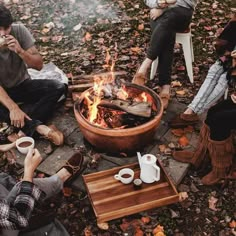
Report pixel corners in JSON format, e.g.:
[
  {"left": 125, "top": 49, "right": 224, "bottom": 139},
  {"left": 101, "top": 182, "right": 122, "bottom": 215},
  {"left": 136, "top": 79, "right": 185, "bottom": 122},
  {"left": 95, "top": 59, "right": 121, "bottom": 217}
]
[
  {"left": 68, "top": 83, "right": 94, "bottom": 92},
  {"left": 98, "top": 99, "right": 152, "bottom": 118}
]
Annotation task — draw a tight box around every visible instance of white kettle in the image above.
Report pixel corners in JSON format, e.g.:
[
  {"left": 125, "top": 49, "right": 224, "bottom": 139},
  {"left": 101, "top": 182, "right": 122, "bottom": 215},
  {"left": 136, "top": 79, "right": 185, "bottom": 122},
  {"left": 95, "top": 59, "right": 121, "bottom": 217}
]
[{"left": 137, "top": 152, "right": 160, "bottom": 183}]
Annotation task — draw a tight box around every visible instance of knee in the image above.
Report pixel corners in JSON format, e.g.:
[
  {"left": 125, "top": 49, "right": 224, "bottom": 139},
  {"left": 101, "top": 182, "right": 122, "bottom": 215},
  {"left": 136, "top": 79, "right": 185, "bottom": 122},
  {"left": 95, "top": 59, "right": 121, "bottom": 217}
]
[{"left": 50, "top": 80, "right": 66, "bottom": 96}]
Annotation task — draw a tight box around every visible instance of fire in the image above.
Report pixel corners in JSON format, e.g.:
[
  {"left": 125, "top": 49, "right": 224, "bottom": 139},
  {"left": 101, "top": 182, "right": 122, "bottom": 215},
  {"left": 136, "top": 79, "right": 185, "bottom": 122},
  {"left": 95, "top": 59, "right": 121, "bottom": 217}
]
[{"left": 82, "top": 50, "right": 151, "bottom": 128}]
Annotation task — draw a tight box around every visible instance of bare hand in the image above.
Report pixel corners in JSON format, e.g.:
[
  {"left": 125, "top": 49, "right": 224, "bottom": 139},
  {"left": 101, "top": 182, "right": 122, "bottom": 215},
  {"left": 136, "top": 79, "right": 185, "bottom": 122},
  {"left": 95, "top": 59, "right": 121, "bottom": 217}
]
[
  {"left": 231, "top": 94, "right": 236, "bottom": 104},
  {"left": 150, "top": 8, "right": 163, "bottom": 20},
  {"left": 23, "top": 148, "right": 42, "bottom": 181},
  {"left": 5, "top": 35, "right": 23, "bottom": 54},
  {"left": 10, "top": 106, "right": 31, "bottom": 128}
]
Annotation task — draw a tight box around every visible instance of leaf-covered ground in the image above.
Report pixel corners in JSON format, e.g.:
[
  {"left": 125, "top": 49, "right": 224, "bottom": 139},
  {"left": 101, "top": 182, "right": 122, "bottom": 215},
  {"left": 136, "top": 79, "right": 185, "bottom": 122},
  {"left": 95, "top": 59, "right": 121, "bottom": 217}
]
[{"left": 3, "top": 0, "right": 236, "bottom": 235}]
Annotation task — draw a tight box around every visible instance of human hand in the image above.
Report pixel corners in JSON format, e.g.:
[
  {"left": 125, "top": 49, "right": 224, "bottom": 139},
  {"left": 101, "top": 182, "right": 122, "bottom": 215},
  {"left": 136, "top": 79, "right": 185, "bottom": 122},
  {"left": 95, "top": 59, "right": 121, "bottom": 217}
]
[
  {"left": 23, "top": 148, "right": 42, "bottom": 182},
  {"left": 150, "top": 8, "right": 163, "bottom": 20},
  {"left": 231, "top": 94, "right": 236, "bottom": 104},
  {"left": 5, "top": 35, "right": 23, "bottom": 54},
  {"left": 9, "top": 105, "right": 31, "bottom": 128}
]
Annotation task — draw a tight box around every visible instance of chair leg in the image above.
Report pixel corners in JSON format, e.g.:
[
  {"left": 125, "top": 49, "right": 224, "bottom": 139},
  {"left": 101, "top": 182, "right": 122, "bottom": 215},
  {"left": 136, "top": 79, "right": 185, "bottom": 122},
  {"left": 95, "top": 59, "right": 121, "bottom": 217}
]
[
  {"left": 150, "top": 58, "right": 159, "bottom": 80},
  {"left": 182, "top": 38, "right": 194, "bottom": 83}
]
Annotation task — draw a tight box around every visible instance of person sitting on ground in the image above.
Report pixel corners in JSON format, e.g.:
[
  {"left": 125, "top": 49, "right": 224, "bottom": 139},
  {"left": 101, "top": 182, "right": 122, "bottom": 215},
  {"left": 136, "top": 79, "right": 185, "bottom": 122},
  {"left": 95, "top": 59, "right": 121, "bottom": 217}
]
[
  {"left": 132, "top": 0, "right": 197, "bottom": 109},
  {"left": 169, "top": 4, "right": 236, "bottom": 128},
  {"left": 0, "top": 4, "right": 65, "bottom": 145},
  {"left": 172, "top": 61, "right": 236, "bottom": 185},
  {"left": 0, "top": 148, "right": 84, "bottom": 235}
]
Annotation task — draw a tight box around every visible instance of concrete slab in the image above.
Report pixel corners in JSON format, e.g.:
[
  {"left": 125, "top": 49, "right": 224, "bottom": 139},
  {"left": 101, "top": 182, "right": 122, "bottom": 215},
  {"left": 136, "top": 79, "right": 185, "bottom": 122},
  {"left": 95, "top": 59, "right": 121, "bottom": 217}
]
[{"left": 37, "top": 145, "right": 75, "bottom": 175}]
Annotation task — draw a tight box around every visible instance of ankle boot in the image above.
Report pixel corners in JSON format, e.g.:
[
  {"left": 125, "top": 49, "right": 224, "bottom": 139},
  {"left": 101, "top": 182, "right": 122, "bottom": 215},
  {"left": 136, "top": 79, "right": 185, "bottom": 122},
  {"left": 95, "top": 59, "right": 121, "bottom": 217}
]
[
  {"left": 201, "top": 136, "right": 234, "bottom": 185},
  {"left": 172, "top": 122, "right": 210, "bottom": 168}
]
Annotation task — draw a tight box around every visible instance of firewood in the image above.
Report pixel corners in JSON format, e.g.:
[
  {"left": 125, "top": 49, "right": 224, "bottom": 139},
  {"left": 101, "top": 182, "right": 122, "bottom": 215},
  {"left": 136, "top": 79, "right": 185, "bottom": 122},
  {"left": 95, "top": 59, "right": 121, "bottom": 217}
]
[
  {"left": 74, "top": 71, "right": 127, "bottom": 80},
  {"left": 98, "top": 99, "right": 152, "bottom": 117},
  {"left": 68, "top": 83, "right": 94, "bottom": 92}
]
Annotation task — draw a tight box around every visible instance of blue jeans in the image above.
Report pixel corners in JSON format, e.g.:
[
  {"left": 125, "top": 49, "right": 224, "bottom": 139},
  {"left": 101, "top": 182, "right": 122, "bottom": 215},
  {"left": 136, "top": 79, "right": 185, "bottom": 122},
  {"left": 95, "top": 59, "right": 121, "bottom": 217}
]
[
  {"left": 148, "top": 6, "right": 193, "bottom": 86},
  {"left": 0, "top": 79, "right": 66, "bottom": 137},
  {"left": 188, "top": 60, "right": 228, "bottom": 114}
]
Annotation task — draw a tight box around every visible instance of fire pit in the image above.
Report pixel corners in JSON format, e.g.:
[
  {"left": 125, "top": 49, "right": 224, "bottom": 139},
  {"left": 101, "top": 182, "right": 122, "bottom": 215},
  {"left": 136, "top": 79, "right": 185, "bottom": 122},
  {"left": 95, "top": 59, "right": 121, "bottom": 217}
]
[{"left": 74, "top": 82, "right": 163, "bottom": 154}]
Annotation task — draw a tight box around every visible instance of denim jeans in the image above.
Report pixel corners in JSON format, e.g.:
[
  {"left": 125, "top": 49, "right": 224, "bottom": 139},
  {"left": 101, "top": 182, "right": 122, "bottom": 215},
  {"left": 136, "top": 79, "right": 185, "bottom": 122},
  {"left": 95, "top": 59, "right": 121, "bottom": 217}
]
[
  {"left": 0, "top": 79, "right": 66, "bottom": 137},
  {"left": 0, "top": 175, "right": 63, "bottom": 236},
  {"left": 205, "top": 99, "right": 236, "bottom": 141},
  {"left": 148, "top": 6, "right": 193, "bottom": 86},
  {"left": 188, "top": 60, "right": 228, "bottom": 114}
]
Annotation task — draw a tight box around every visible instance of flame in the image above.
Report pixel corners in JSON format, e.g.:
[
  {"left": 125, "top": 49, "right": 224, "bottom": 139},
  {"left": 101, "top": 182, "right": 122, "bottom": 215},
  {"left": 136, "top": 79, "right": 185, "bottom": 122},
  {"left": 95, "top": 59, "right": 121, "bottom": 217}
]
[{"left": 141, "top": 92, "right": 148, "bottom": 102}]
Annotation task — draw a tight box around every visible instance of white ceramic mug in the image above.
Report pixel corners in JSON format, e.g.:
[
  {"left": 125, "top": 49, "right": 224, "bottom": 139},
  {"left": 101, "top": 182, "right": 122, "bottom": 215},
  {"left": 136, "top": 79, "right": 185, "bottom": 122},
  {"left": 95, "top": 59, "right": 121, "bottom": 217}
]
[
  {"left": 114, "top": 168, "right": 134, "bottom": 184},
  {"left": 16, "top": 137, "right": 35, "bottom": 154}
]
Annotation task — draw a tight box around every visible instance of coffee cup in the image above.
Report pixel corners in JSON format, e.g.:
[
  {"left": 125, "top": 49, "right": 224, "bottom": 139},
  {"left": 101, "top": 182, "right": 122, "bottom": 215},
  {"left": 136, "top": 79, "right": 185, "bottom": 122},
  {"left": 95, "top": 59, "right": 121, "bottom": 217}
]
[
  {"left": 16, "top": 137, "right": 35, "bottom": 154},
  {"left": 114, "top": 168, "right": 134, "bottom": 184}
]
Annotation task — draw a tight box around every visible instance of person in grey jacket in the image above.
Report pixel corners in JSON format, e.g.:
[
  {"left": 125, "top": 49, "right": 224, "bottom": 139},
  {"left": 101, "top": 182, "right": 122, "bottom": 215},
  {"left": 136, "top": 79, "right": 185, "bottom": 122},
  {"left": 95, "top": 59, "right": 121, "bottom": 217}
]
[{"left": 132, "top": 0, "right": 197, "bottom": 109}]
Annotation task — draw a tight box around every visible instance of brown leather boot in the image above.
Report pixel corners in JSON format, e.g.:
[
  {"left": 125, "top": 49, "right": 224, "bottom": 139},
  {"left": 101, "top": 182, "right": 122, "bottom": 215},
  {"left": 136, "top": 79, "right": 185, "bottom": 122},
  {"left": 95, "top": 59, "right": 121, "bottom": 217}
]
[
  {"left": 201, "top": 136, "right": 234, "bottom": 185},
  {"left": 172, "top": 122, "right": 210, "bottom": 168}
]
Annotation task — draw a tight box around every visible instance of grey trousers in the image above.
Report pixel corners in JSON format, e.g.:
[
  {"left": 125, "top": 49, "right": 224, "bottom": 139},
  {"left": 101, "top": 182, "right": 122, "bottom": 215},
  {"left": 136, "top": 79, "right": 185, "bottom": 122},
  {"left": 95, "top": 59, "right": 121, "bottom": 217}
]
[
  {"left": 188, "top": 60, "right": 228, "bottom": 114},
  {"left": 0, "top": 175, "right": 63, "bottom": 236}
]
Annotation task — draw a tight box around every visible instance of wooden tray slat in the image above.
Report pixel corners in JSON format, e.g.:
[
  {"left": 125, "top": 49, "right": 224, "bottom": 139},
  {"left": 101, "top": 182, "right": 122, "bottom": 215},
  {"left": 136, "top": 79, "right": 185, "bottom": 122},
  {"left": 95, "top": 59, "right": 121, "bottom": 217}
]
[{"left": 83, "top": 160, "right": 179, "bottom": 223}]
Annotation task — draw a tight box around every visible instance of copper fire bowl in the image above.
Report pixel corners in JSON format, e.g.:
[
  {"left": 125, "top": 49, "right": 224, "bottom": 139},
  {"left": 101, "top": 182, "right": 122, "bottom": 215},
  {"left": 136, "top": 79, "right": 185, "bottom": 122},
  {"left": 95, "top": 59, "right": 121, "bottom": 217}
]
[{"left": 74, "top": 83, "right": 163, "bottom": 154}]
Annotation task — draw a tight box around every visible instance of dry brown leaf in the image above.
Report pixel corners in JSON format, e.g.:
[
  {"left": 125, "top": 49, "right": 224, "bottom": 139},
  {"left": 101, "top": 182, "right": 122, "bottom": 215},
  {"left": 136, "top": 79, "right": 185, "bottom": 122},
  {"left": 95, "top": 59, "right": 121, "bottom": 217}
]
[
  {"left": 179, "top": 192, "right": 188, "bottom": 202},
  {"left": 178, "top": 135, "right": 189, "bottom": 147},
  {"left": 230, "top": 220, "right": 236, "bottom": 228},
  {"left": 153, "top": 224, "right": 165, "bottom": 234},
  {"left": 171, "top": 128, "right": 184, "bottom": 137},
  {"left": 159, "top": 144, "right": 167, "bottom": 153},
  {"left": 176, "top": 90, "right": 186, "bottom": 96},
  {"left": 84, "top": 227, "right": 92, "bottom": 236},
  {"left": 171, "top": 80, "right": 182, "bottom": 87},
  {"left": 155, "top": 233, "right": 166, "bottom": 236},
  {"left": 131, "top": 47, "right": 141, "bottom": 53},
  {"left": 138, "top": 23, "right": 144, "bottom": 31},
  {"left": 97, "top": 222, "right": 109, "bottom": 230},
  {"left": 135, "top": 227, "right": 144, "bottom": 236},
  {"left": 63, "top": 187, "right": 72, "bottom": 197},
  {"left": 141, "top": 216, "right": 150, "bottom": 224},
  {"left": 208, "top": 196, "right": 218, "bottom": 211},
  {"left": 84, "top": 32, "right": 92, "bottom": 41}
]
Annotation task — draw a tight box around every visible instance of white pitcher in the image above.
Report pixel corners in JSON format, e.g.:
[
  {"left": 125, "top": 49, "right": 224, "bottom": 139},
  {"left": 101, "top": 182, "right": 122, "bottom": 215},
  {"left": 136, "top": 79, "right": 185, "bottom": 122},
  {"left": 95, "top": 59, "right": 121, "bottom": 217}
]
[{"left": 137, "top": 152, "right": 160, "bottom": 183}]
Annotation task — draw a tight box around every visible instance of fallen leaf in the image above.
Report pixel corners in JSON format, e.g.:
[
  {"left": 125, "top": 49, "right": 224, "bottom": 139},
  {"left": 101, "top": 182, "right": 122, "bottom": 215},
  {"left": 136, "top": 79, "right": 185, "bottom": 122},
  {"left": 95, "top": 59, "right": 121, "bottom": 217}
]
[
  {"left": 178, "top": 135, "right": 189, "bottom": 147},
  {"left": 73, "top": 23, "right": 82, "bottom": 31},
  {"left": 171, "top": 128, "right": 184, "bottom": 137},
  {"left": 176, "top": 90, "right": 186, "bottom": 96},
  {"left": 177, "top": 65, "right": 185, "bottom": 71},
  {"left": 159, "top": 144, "right": 167, "bottom": 153},
  {"left": 179, "top": 192, "right": 188, "bottom": 202},
  {"left": 135, "top": 227, "right": 144, "bottom": 236},
  {"left": 63, "top": 187, "right": 72, "bottom": 197},
  {"left": 208, "top": 196, "right": 218, "bottom": 211},
  {"left": 131, "top": 47, "right": 141, "bottom": 53},
  {"left": 138, "top": 23, "right": 144, "bottom": 31},
  {"left": 97, "top": 222, "right": 109, "bottom": 230},
  {"left": 153, "top": 224, "right": 165, "bottom": 234},
  {"left": 141, "top": 216, "right": 150, "bottom": 224},
  {"left": 84, "top": 32, "right": 92, "bottom": 41},
  {"left": 229, "top": 220, "right": 236, "bottom": 228},
  {"left": 120, "top": 221, "right": 130, "bottom": 232},
  {"left": 171, "top": 80, "right": 182, "bottom": 87},
  {"left": 84, "top": 227, "right": 92, "bottom": 236}
]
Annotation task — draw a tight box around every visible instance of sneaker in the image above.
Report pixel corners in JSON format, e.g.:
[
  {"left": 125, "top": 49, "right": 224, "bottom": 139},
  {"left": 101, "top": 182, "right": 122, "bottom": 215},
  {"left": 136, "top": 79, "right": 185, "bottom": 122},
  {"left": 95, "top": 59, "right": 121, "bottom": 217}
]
[
  {"left": 47, "top": 125, "right": 64, "bottom": 146},
  {"left": 61, "top": 152, "right": 84, "bottom": 184},
  {"left": 169, "top": 113, "right": 199, "bottom": 128}
]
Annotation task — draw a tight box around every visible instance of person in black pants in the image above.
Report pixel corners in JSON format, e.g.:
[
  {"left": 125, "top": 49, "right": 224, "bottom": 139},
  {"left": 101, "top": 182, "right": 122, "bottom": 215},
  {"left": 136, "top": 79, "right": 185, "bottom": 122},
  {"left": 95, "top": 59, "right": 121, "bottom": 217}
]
[
  {"left": 132, "top": 0, "right": 197, "bottom": 109},
  {"left": 172, "top": 92, "right": 236, "bottom": 185}
]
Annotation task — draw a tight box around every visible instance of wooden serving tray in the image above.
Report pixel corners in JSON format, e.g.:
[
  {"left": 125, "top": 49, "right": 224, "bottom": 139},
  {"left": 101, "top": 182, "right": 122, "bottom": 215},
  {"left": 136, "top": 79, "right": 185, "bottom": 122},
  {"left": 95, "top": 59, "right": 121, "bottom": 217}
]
[{"left": 83, "top": 160, "right": 179, "bottom": 223}]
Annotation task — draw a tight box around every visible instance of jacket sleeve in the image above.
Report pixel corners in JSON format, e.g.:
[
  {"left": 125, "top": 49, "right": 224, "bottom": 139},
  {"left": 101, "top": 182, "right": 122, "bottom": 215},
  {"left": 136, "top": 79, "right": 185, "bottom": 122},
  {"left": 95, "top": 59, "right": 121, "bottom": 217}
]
[{"left": 0, "top": 181, "right": 45, "bottom": 230}]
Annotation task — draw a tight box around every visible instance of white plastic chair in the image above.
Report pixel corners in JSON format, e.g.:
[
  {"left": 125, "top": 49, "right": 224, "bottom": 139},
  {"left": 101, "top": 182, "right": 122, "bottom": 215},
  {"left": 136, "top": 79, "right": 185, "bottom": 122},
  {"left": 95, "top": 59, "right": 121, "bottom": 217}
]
[{"left": 150, "top": 28, "right": 194, "bottom": 83}]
